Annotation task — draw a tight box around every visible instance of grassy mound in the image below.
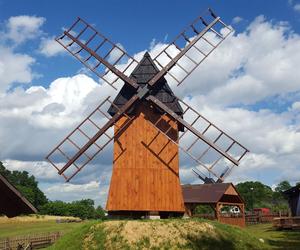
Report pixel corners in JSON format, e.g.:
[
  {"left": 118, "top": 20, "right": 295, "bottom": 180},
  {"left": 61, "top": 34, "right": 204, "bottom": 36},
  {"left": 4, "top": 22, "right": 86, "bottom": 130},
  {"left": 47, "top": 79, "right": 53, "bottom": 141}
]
[{"left": 48, "top": 219, "right": 268, "bottom": 250}]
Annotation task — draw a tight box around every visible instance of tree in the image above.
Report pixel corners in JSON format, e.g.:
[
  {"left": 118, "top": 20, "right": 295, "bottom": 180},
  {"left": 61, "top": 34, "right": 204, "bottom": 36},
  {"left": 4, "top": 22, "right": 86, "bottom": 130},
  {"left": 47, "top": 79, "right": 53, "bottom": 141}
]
[
  {"left": 236, "top": 181, "right": 273, "bottom": 211},
  {"left": 236, "top": 181, "right": 290, "bottom": 213},
  {"left": 95, "top": 206, "right": 106, "bottom": 219},
  {"left": 0, "top": 161, "right": 48, "bottom": 208},
  {"left": 194, "top": 205, "right": 214, "bottom": 214},
  {"left": 275, "top": 181, "right": 291, "bottom": 193}
]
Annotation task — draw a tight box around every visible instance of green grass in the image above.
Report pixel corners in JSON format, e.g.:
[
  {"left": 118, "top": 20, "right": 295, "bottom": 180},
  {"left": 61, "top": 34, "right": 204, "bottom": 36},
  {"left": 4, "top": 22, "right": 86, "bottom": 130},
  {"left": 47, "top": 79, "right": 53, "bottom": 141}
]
[
  {"left": 47, "top": 221, "right": 105, "bottom": 250},
  {"left": 2, "top": 218, "right": 300, "bottom": 249},
  {"left": 245, "top": 223, "right": 300, "bottom": 250},
  {"left": 0, "top": 220, "right": 89, "bottom": 239},
  {"left": 49, "top": 219, "right": 268, "bottom": 250}
]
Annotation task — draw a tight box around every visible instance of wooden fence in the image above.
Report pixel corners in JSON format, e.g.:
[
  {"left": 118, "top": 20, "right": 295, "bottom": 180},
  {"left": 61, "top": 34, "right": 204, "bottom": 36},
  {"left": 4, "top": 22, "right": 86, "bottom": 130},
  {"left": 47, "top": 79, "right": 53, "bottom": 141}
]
[
  {"left": 245, "top": 212, "right": 289, "bottom": 224},
  {"left": 0, "top": 232, "right": 61, "bottom": 250},
  {"left": 273, "top": 216, "right": 300, "bottom": 230}
]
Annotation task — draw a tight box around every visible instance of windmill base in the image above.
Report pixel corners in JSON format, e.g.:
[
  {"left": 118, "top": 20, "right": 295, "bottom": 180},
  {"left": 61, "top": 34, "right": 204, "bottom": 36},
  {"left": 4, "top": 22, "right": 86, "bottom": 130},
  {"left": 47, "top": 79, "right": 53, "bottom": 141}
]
[{"left": 107, "top": 210, "right": 184, "bottom": 219}]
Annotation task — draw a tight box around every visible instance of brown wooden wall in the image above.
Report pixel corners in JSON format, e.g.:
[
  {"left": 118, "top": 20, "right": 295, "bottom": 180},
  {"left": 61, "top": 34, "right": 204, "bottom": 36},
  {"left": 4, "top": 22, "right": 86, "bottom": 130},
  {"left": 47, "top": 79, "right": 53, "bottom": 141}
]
[{"left": 106, "top": 103, "right": 185, "bottom": 213}]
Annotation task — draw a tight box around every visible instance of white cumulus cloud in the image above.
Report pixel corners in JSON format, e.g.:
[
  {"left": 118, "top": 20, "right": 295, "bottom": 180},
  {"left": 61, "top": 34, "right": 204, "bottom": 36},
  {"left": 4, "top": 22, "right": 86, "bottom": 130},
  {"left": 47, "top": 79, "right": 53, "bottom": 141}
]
[
  {"left": 5, "top": 15, "right": 45, "bottom": 45},
  {"left": 39, "top": 36, "right": 65, "bottom": 57}
]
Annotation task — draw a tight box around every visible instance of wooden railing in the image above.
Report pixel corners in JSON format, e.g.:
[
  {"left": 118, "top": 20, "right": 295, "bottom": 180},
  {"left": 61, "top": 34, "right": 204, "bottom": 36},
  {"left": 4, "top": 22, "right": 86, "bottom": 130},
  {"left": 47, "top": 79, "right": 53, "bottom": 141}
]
[
  {"left": 0, "top": 232, "right": 61, "bottom": 250},
  {"left": 273, "top": 216, "right": 300, "bottom": 230},
  {"left": 245, "top": 212, "right": 289, "bottom": 224}
]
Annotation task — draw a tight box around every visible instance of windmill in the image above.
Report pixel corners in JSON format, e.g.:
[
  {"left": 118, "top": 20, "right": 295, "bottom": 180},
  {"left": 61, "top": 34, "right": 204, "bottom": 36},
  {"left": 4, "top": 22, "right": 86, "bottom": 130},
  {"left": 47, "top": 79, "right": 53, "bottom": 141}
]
[{"left": 46, "top": 8, "right": 249, "bottom": 218}]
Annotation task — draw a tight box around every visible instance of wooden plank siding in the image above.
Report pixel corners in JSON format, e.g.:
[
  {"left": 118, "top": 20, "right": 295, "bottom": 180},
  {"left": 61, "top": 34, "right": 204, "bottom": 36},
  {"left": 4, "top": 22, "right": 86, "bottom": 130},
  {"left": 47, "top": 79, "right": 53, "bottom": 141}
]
[{"left": 106, "top": 103, "right": 185, "bottom": 213}]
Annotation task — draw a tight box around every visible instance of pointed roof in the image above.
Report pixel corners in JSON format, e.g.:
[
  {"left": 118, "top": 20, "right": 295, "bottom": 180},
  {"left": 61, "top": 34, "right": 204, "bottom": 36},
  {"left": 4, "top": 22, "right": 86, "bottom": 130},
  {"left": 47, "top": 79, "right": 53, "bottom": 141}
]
[
  {"left": 181, "top": 183, "right": 244, "bottom": 204},
  {"left": 130, "top": 52, "right": 160, "bottom": 85},
  {"left": 0, "top": 173, "right": 37, "bottom": 217},
  {"left": 107, "top": 52, "right": 183, "bottom": 119}
]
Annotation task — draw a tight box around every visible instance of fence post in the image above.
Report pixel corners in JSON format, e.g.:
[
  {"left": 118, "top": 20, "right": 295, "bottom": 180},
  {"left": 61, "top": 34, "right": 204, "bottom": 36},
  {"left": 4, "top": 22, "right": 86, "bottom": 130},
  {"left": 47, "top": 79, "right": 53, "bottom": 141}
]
[{"left": 5, "top": 237, "right": 10, "bottom": 250}]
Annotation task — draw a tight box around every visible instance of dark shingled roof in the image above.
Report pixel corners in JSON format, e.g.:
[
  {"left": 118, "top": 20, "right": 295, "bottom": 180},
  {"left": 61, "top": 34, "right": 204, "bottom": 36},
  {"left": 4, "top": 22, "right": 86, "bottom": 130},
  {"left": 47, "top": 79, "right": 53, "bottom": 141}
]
[
  {"left": 0, "top": 173, "right": 37, "bottom": 217},
  {"left": 182, "top": 183, "right": 243, "bottom": 204},
  {"left": 107, "top": 52, "right": 183, "bottom": 117}
]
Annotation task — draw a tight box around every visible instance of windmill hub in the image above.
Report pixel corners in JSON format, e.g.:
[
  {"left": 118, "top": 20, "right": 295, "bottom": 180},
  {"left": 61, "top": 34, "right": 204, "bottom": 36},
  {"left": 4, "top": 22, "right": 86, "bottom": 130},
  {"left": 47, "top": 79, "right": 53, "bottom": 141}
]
[{"left": 46, "top": 8, "right": 249, "bottom": 219}]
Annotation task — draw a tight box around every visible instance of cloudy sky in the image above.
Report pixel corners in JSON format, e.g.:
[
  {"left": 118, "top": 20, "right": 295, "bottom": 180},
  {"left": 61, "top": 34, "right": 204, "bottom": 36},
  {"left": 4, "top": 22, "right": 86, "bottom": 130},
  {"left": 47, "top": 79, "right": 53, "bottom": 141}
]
[{"left": 0, "top": 0, "right": 300, "bottom": 206}]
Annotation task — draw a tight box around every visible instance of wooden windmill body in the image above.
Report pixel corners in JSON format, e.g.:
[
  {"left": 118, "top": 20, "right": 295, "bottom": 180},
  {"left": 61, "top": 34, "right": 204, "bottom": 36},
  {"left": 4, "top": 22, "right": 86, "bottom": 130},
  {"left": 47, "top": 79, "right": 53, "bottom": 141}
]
[
  {"left": 46, "top": 9, "right": 249, "bottom": 219},
  {"left": 106, "top": 53, "right": 185, "bottom": 215}
]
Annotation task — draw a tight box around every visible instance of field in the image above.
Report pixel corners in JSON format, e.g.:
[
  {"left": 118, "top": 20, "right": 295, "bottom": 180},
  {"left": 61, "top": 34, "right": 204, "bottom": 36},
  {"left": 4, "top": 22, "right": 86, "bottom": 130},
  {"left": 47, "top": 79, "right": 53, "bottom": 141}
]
[
  {"left": 245, "top": 223, "right": 300, "bottom": 249},
  {"left": 1, "top": 216, "right": 300, "bottom": 249},
  {"left": 0, "top": 215, "right": 86, "bottom": 239}
]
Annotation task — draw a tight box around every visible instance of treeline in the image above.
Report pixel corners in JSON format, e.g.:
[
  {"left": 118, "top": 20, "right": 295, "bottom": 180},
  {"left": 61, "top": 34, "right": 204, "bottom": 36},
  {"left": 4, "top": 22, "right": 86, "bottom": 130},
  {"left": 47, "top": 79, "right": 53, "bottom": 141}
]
[
  {"left": 0, "top": 160, "right": 297, "bottom": 217},
  {"left": 0, "top": 161, "right": 47, "bottom": 208},
  {"left": 0, "top": 162, "right": 105, "bottom": 219},
  {"left": 236, "top": 180, "right": 292, "bottom": 211},
  {"left": 39, "top": 199, "right": 105, "bottom": 219}
]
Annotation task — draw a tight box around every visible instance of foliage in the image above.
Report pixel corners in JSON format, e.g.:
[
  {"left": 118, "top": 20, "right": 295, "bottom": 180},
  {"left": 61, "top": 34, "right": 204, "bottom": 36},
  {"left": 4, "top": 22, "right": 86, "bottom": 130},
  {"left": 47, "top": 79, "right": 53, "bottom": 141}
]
[
  {"left": 0, "top": 161, "right": 48, "bottom": 209},
  {"left": 236, "top": 181, "right": 290, "bottom": 212},
  {"left": 194, "top": 204, "right": 214, "bottom": 214},
  {"left": 39, "top": 199, "right": 106, "bottom": 220}
]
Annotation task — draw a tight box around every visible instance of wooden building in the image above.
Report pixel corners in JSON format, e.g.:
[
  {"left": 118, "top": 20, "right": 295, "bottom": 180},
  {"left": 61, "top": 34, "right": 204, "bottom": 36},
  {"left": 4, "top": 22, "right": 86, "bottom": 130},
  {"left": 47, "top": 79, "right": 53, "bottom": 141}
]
[
  {"left": 182, "top": 183, "right": 245, "bottom": 227},
  {"left": 273, "top": 185, "right": 300, "bottom": 230},
  {"left": 284, "top": 185, "right": 300, "bottom": 217},
  {"left": 0, "top": 173, "right": 37, "bottom": 217},
  {"left": 106, "top": 53, "right": 185, "bottom": 217}
]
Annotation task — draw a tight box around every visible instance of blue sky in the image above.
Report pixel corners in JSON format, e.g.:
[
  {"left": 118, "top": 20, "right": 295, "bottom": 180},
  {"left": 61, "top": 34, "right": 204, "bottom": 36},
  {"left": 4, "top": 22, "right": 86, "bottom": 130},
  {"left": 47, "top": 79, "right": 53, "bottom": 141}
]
[
  {"left": 0, "top": 0, "right": 300, "bottom": 205},
  {"left": 1, "top": 0, "right": 299, "bottom": 86}
]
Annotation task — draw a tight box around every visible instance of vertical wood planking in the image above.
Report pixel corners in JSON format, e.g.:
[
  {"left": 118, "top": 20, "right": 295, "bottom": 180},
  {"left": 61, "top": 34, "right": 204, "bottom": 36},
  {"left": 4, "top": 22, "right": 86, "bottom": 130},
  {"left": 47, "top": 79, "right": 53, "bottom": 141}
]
[{"left": 106, "top": 103, "right": 184, "bottom": 212}]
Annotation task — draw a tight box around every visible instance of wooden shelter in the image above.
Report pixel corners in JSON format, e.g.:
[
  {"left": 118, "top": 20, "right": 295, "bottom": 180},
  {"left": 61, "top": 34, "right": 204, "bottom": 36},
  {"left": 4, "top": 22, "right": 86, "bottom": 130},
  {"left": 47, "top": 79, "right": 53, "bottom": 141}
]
[
  {"left": 106, "top": 53, "right": 185, "bottom": 217},
  {"left": 182, "top": 183, "right": 245, "bottom": 227},
  {"left": 0, "top": 173, "right": 37, "bottom": 217}
]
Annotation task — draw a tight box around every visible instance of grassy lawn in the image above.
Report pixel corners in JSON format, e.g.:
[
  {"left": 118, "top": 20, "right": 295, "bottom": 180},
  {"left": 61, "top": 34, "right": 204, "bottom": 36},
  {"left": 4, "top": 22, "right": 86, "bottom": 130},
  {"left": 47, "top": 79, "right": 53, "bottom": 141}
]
[
  {"left": 50, "top": 219, "right": 268, "bottom": 250},
  {"left": 245, "top": 223, "right": 300, "bottom": 250},
  {"left": 1, "top": 218, "right": 300, "bottom": 249},
  {"left": 0, "top": 220, "right": 89, "bottom": 239}
]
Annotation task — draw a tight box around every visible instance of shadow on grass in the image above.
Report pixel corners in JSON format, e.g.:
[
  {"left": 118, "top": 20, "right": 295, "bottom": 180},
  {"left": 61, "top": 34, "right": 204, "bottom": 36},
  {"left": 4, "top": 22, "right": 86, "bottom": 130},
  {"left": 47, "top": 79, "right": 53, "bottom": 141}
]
[
  {"left": 267, "top": 229, "right": 300, "bottom": 250},
  {"left": 186, "top": 235, "right": 236, "bottom": 250}
]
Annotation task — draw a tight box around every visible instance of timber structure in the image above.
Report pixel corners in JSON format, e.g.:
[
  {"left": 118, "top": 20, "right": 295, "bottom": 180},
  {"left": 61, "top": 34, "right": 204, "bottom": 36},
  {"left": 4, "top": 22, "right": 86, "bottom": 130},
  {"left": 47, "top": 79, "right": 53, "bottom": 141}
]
[{"left": 182, "top": 183, "right": 246, "bottom": 227}]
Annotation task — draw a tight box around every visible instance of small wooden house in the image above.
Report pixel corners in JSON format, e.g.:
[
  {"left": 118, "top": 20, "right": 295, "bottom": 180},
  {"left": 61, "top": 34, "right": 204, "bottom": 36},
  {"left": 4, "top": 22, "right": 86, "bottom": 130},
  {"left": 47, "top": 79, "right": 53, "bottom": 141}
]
[
  {"left": 0, "top": 173, "right": 37, "bottom": 217},
  {"left": 182, "top": 183, "right": 245, "bottom": 227}
]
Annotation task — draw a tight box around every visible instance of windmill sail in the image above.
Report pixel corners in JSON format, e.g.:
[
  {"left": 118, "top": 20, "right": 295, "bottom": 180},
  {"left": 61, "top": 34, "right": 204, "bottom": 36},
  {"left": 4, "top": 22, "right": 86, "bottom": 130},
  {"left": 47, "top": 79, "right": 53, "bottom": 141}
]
[
  {"left": 149, "top": 8, "right": 232, "bottom": 87},
  {"left": 146, "top": 95, "right": 248, "bottom": 183},
  {"left": 47, "top": 9, "right": 248, "bottom": 184},
  {"left": 56, "top": 17, "right": 139, "bottom": 90},
  {"left": 46, "top": 97, "right": 134, "bottom": 181}
]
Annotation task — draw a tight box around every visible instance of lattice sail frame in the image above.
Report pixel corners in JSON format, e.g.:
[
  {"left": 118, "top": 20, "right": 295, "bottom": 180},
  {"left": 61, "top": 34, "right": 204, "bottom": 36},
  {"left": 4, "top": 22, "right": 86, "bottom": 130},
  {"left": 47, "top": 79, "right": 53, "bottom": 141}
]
[
  {"left": 146, "top": 95, "right": 248, "bottom": 183},
  {"left": 47, "top": 8, "right": 247, "bottom": 183},
  {"left": 151, "top": 8, "right": 233, "bottom": 87},
  {"left": 56, "top": 17, "right": 139, "bottom": 90},
  {"left": 46, "top": 97, "right": 134, "bottom": 181}
]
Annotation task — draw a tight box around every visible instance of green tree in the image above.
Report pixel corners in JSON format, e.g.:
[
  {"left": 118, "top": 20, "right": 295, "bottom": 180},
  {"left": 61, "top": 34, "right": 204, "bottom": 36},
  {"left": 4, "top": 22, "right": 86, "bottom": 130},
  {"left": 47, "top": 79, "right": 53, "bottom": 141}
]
[
  {"left": 194, "top": 205, "right": 214, "bottom": 214},
  {"left": 236, "top": 181, "right": 273, "bottom": 211},
  {"left": 275, "top": 181, "right": 291, "bottom": 193},
  {"left": 0, "top": 161, "right": 48, "bottom": 208},
  {"left": 95, "top": 205, "right": 106, "bottom": 219}
]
